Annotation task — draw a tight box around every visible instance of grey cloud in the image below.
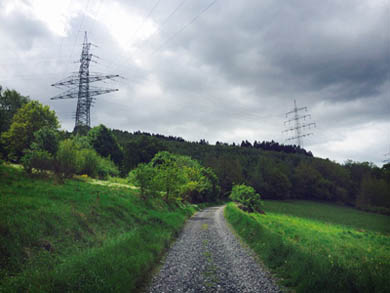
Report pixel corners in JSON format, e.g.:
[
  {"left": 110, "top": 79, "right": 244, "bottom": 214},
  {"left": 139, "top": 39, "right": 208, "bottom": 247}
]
[{"left": 1, "top": 0, "right": 389, "bottom": 165}]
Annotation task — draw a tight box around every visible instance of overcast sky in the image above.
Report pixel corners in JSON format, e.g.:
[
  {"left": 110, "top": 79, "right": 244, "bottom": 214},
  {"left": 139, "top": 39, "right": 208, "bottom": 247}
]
[{"left": 0, "top": 0, "right": 389, "bottom": 166}]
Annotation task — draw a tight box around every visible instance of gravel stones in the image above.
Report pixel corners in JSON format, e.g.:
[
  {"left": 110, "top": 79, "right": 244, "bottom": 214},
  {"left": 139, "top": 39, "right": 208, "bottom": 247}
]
[{"left": 148, "top": 206, "right": 281, "bottom": 293}]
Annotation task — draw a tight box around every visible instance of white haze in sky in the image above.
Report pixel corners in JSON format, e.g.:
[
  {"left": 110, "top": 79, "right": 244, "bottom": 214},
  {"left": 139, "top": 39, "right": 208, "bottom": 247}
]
[{"left": 0, "top": 0, "right": 389, "bottom": 166}]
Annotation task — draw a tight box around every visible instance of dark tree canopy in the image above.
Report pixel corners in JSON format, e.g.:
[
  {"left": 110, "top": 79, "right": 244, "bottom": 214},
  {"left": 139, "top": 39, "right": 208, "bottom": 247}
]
[
  {"left": 88, "top": 124, "right": 123, "bottom": 166},
  {"left": 0, "top": 86, "right": 30, "bottom": 134}
]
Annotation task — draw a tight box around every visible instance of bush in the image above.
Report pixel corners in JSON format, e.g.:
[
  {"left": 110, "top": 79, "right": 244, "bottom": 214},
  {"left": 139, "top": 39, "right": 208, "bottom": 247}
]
[
  {"left": 97, "top": 156, "right": 119, "bottom": 179},
  {"left": 55, "top": 139, "right": 78, "bottom": 178},
  {"left": 128, "top": 163, "right": 158, "bottom": 198},
  {"left": 230, "top": 184, "right": 263, "bottom": 213},
  {"left": 53, "top": 139, "right": 119, "bottom": 180},
  {"left": 21, "top": 149, "right": 53, "bottom": 174},
  {"left": 76, "top": 149, "right": 100, "bottom": 178}
]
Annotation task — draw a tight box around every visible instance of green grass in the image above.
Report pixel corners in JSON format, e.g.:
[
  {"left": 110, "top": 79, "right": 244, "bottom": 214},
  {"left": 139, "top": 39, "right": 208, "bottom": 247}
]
[
  {"left": 0, "top": 164, "right": 197, "bottom": 292},
  {"left": 225, "top": 201, "right": 390, "bottom": 292}
]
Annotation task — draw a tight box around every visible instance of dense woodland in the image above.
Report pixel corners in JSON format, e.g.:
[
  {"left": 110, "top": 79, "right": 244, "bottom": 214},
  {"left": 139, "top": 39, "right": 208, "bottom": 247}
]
[
  {"left": 1, "top": 86, "right": 389, "bottom": 214},
  {"left": 112, "top": 129, "right": 390, "bottom": 213}
]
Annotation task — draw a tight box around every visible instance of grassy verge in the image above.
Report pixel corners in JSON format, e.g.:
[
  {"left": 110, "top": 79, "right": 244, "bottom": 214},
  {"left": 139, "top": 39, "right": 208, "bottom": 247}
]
[
  {"left": 0, "top": 164, "right": 197, "bottom": 292},
  {"left": 225, "top": 201, "right": 390, "bottom": 292}
]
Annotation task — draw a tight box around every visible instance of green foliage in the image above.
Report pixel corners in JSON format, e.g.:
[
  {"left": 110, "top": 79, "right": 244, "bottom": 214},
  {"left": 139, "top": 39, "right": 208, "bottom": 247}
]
[
  {"left": 114, "top": 130, "right": 390, "bottom": 211},
  {"left": 0, "top": 164, "right": 195, "bottom": 291},
  {"left": 229, "top": 184, "right": 263, "bottom": 213},
  {"left": 1, "top": 101, "right": 59, "bottom": 161},
  {"left": 54, "top": 138, "right": 119, "bottom": 180},
  {"left": 225, "top": 201, "right": 390, "bottom": 292},
  {"left": 0, "top": 86, "right": 29, "bottom": 134},
  {"left": 76, "top": 148, "right": 100, "bottom": 177},
  {"left": 122, "top": 135, "right": 166, "bottom": 174},
  {"left": 21, "top": 149, "right": 53, "bottom": 174},
  {"left": 20, "top": 127, "right": 59, "bottom": 174},
  {"left": 128, "top": 163, "right": 158, "bottom": 198},
  {"left": 357, "top": 175, "right": 390, "bottom": 212},
  {"left": 263, "top": 168, "right": 291, "bottom": 199},
  {"left": 206, "top": 154, "right": 244, "bottom": 195},
  {"left": 31, "top": 126, "right": 59, "bottom": 155},
  {"left": 96, "top": 155, "right": 120, "bottom": 179},
  {"left": 151, "top": 151, "right": 185, "bottom": 201},
  {"left": 70, "top": 133, "right": 92, "bottom": 150},
  {"left": 88, "top": 124, "right": 123, "bottom": 166},
  {"left": 55, "top": 139, "right": 78, "bottom": 178},
  {"left": 129, "top": 151, "right": 220, "bottom": 203}
]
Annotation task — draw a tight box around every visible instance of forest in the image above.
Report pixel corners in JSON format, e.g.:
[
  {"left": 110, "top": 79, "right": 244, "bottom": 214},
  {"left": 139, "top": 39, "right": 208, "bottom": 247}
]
[{"left": 1, "top": 86, "right": 389, "bottom": 214}]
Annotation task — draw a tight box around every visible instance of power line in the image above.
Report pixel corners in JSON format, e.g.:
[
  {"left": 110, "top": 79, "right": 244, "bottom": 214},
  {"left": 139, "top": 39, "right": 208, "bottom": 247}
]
[
  {"left": 132, "top": 0, "right": 162, "bottom": 39},
  {"left": 127, "top": 0, "right": 189, "bottom": 51},
  {"left": 152, "top": 0, "right": 217, "bottom": 55}
]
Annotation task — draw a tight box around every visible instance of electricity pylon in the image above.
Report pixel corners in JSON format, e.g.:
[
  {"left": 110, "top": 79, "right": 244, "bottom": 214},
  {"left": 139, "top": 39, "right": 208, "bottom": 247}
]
[
  {"left": 283, "top": 99, "right": 316, "bottom": 147},
  {"left": 384, "top": 147, "right": 390, "bottom": 164},
  {"left": 51, "top": 31, "right": 119, "bottom": 130}
]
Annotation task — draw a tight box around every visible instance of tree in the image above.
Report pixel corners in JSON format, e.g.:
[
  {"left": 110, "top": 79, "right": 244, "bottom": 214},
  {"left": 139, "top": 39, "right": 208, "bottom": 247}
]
[
  {"left": 20, "top": 127, "right": 59, "bottom": 174},
  {"left": 31, "top": 126, "right": 59, "bottom": 155},
  {"left": 128, "top": 151, "right": 220, "bottom": 203},
  {"left": 264, "top": 168, "right": 292, "bottom": 200},
  {"left": 1, "top": 101, "right": 59, "bottom": 161},
  {"left": 229, "top": 184, "right": 263, "bottom": 213},
  {"left": 152, "top": 151, "right": 185, "bottom": 201},
  {"left": 0, "top": 86, "right": 30, "bottom": 158},
  {"left": 128, "top": 163, "right": 158, "bottom": 199},
  {"left": 122, "top": 135, "right": 166, "bottom": 174},
  {"left": 88, "top": 124, "right": 123, "bottom": 166},
  {"left": 0, "top": 86, "right": 29, "bottom": 134},
  {"left": 292, "top": 162, "right": 322, "bottom": 199}
]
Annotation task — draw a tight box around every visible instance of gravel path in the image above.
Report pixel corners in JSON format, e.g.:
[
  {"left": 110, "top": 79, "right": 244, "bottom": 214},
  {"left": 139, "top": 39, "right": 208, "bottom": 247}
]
[{"left": 148, "top": 206, "right": 281, "bottom": 292}]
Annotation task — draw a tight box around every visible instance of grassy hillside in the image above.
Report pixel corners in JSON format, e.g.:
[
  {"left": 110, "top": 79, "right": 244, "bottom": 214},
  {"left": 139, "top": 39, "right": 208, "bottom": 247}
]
[
  {"left": 0, "top": 164, "right": 196, "bottom": 292},
  {"left": 225, "top": 200, "right": 390, "bottom": 292}
]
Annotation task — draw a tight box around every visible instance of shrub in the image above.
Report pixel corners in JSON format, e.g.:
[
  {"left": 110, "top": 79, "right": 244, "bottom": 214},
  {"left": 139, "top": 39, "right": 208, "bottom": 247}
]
[
  {"left": 76, "top": 148, "right": 100, "bottom": 178},
  {"left": 97, "top": 156, "right": 119, "bottom": 179},
  {"left": 128, "top": 163, "right": 158, "bottom": 198},
  {"left": 55, "top": 139, "right": 78, "bottom": 178},
  {"left": 230, "top": 184, "right": 263, "bottom": 213},
  {"left": 21, "top": 149, "right": 53, "bottom": 174}
]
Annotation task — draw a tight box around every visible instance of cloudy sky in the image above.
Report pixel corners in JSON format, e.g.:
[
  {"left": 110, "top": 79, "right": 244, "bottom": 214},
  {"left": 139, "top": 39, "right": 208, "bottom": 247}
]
[{"left": 0, "top": 0, "right": 389, "bottom": 165}]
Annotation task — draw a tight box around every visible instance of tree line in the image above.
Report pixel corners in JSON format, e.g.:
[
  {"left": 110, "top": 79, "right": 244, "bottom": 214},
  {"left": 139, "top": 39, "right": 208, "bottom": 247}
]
[
  {"left": 1, "top": 86, "right": 389, "bottom": 213},
  {"left": 112, "top": 128, "right": 390, "bottom": 214}
]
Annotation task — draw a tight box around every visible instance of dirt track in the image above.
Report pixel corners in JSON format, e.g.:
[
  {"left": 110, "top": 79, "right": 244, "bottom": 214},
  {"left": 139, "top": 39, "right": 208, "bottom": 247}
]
[{"left": 148, "top": 206, "right": 280, "bottom": 292}]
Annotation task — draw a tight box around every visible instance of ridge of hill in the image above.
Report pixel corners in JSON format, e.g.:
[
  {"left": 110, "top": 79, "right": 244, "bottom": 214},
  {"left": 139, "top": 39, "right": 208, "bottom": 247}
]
[{"left": 112, "top": 129, "right": 390, "bottom": 214}]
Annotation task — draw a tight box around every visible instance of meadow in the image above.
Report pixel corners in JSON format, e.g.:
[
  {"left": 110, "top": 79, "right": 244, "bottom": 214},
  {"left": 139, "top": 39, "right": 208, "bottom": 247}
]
[
  {"left": 225, "top": 200, "right": 390, "bottom": 292},
  {"left": 0, "top": 164, "right": 196, "bottom": 292}
]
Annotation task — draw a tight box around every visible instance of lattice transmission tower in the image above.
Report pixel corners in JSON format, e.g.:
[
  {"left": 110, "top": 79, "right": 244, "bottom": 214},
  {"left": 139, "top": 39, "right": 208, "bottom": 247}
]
[
  {"left": 283, "top": 99, "right": 316, "bottom": 147},
  {"left": 384, "top": 146, "right": 390, "bottom": 164},
  {"left": 51, "top": 31, "right": 120, "bottom": 131}
]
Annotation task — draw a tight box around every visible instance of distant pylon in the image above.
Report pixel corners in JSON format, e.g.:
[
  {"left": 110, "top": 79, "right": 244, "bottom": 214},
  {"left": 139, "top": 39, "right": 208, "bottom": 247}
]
[
  {"left": 384, "top": 146, "right": 390, "bottom": 164},
  {"left": 50, "top": 31, "right": 120, "bottom": 130},
  {"left": 283, "top": 99, "right": 316, "bottom": 147}
]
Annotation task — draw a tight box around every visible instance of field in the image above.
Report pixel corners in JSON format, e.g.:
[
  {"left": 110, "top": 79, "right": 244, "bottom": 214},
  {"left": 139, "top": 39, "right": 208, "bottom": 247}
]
[
  {"left": 225, "top": 200, "right": 390, "bottom": 292},
  {"left": 0, "top": 164, "right": 196, "bottom": 292}
]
